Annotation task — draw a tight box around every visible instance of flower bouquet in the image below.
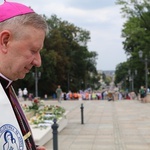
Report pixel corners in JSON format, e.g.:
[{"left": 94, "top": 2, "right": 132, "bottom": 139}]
[
  {"left": 27, "top": 104, "right": 65, "bottom": 128},
  {"left": 22, "top": 98, "right": 44, "bottom": 113},
  {"left": 22, "top": 98, "right": 66, "bottom": 128}
]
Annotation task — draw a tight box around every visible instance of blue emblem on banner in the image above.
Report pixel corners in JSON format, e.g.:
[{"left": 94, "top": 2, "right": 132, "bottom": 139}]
[{"left": 0, "top": 124, "right": 24, "bottom": 150}]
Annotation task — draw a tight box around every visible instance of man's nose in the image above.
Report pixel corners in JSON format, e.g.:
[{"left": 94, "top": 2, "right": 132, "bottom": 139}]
[{"left": 32, "top": 53, "right": 41, "bottom": 67}]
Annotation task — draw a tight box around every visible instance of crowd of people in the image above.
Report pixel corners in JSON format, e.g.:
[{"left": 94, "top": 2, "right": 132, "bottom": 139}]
[
  {"left": 60, "top": 89, "right": 137, "bottom": 101},
  {"left": 17, "top": 85, "right": 148, "bottom": 103}
]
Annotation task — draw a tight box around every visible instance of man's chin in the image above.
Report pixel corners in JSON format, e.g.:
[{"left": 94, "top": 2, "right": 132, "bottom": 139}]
[{"left": 17, "top": 74, "right": 26, "bottom": 80}]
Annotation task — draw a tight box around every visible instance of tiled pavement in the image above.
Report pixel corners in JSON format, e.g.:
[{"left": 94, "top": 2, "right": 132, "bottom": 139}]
[{"left": 23, "top": 99, "right": 150, "bottom": 150}]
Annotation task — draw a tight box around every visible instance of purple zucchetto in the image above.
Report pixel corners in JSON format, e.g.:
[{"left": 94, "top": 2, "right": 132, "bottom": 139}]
[{"left": 0, "top": 0, "right": 34, "bottom": 22}]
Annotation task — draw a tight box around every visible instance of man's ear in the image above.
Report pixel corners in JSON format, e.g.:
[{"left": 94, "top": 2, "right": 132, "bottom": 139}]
[{"left": 0, "top": 30, "right": 11, "bottom": 53}]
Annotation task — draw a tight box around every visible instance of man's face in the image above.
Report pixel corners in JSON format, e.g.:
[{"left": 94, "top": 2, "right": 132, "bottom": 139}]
[{"left": 5, "top": 26, "right": 45, "bottom": 80}]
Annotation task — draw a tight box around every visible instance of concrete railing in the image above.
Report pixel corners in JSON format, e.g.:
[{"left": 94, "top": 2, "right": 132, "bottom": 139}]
[{"left": 146, "top": 93, "right": 150, "bottom": 102}]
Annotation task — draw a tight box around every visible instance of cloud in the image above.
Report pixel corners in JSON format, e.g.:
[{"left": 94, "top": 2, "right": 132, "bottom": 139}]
[
  {"left": 0, "top": 0, "right": 127, "bottom": 70},
  {"left": 65, "top": 0, "right": 116, "bottom": 10}
]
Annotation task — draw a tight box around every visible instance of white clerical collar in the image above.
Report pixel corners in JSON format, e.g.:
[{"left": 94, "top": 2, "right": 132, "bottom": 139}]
[{"left": 0, "top": 73, "right": 12, "bottom": 88}]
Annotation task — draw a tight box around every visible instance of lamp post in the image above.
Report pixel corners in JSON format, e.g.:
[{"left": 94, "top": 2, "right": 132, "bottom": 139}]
[
  {"left": 138, "top": 50, "right": 149, "bottom": 90},
  {"left": 67, "top": 72, "right": 70, "bottom": 92},
  {"left": 67, "top": 72, "right": 73, "bottom": 92},
  {"left": 128, "top": 69, "right": 137, "bottom": 92},
  {"left": 32, "top": 68, "right": 41, "bottom": 97}
]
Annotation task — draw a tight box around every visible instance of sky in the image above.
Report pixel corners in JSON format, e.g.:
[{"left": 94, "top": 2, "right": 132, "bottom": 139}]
[{"left": 1, "top": 0, "right": 127, "bottom": 70}]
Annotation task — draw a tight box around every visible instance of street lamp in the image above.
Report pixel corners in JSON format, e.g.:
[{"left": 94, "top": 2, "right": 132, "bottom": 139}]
[
  {"left": 32, "top": 68, "right": 41, "bottom": 97},
  {"left": 67, "top": 72, "right": 73, "bottom": 92},
  {"left": 67, "top": 72, "right": 70, "bottom": 92},
  {"left": 128, "top": 69, "right": 137, "bottom": 92},
  {"left": 138, "top": 50, "right": 149, "bottom": 90}
]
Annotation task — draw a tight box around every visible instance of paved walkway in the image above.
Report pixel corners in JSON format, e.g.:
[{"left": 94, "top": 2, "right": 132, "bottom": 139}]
[{"left": 37, "top": 99, "right": 150, "bottom": 150}]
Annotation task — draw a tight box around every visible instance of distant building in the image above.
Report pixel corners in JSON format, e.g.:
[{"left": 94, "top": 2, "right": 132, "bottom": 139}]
[
  {"left": 103, "top": 70, "right": 115, "bottom": 77},
  {"left": 97, "top": 70, "right": 116, "bottom": 90},
  {"left": 98, "top": 70, "right": 115, "bottom": 77}
]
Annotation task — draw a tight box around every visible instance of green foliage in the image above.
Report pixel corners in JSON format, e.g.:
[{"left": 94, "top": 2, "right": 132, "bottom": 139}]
[
  {"left": 14, "top": 14, "right": 99, "bottom": 96},
  {"left": 115, "top": 0, "right": 150, "bottom": 90},
  {"left": 115, "top": 62, "right": 129, "bottom": 84}
]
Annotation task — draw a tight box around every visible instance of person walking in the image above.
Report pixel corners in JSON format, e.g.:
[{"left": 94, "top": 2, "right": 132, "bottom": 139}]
[
  {"left": 107, "top": 91, "right": 114, "bottom": 101},
  {"left": 139, "top": 86, "right": 147, "bottom": 103},
  {"left": 0, "top": 1, "right": 48, "bottom": 149},
  {"left": 18, "top": 88, "right": 23, "bottom": 100},
  {"left": 56, "top": 85, "right": 62, "bottom": 103},
  {"left": 23, "top": 88, "right": 28, "bottom": 101}
]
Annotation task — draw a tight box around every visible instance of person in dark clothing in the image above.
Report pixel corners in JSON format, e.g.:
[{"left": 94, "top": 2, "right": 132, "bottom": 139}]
[{"left": 63, "top": 92, "right": 67, "bottom": 100}]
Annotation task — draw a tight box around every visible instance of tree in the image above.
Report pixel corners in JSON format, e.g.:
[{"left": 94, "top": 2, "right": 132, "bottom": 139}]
[
  {"left": 13, "top": 15, "right": 98, "bottom": 96},
  {"left": 115, "top": 0, "right": 150, "bottom": 90}
]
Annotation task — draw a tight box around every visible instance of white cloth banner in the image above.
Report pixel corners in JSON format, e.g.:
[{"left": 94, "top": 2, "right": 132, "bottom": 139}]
[{"left": 0, "top": 83, "right": 26, "bottom": 150}]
